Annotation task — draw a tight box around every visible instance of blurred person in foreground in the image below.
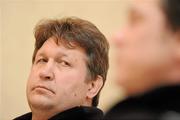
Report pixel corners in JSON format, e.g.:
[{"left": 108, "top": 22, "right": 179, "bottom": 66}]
[
  {"left": 14, "top": 17, "right": 109, "bottom": 120},
  {"left": 104, "top": 0, "right": 180, "bottom": 120}
]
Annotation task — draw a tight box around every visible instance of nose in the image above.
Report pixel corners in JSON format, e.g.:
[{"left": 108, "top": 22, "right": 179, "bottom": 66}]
[
  {"left": 111, "top": 30, "right": 124, "bottom": 47},
  {"left": 39, "top": 61, "right": 55, "bottom": 81}
]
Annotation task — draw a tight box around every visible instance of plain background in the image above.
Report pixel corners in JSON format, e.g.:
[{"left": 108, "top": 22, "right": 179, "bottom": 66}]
[{"left": 0, "top": 0, "right": 130, "bottom": 119}]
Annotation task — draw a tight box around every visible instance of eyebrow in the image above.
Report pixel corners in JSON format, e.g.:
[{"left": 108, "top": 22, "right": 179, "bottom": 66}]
[
  {"left": 36, "top": 51, "right": 68, "bottom": 59},
  {"left": 36, "top": 52, "right": 45, "bottom": 57}
]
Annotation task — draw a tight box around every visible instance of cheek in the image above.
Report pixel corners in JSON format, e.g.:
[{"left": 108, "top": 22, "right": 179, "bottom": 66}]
[
  {"left": 124, "top": 26, "right": 163, "bottom": 60},
  {"left": 116, "top": 29, "right": 169, "bottom": 74},
  {"left": 27, "top": 69, "right": 39, "bottom": 90},
  {"left": 55, "top": 79, "right": 88, "bottom": 104},
  {"left": 26, "top": 74, "right": 34, "bottom": 95},
  {"left": 55, "top": 71, "right": 88, "bottom": 94}
]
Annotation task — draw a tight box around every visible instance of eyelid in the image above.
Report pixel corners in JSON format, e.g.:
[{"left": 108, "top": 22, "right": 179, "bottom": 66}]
[
  {"left": 35, "top": 56, "right": 47, "bottom": 64},
  {"left": 62, "top": 61, "right": 70, "bottom": 66},
  {"left": 57, "top": 59, "right": 71, "bottom": 67}
]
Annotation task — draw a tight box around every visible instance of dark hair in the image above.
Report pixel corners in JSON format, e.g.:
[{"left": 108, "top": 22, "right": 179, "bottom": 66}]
[
  {"left": 32, "top": 17, "right": 109, "bottom": 107},
  {"left": 161, "top": 0, "right": 180, "bottom": 31}
]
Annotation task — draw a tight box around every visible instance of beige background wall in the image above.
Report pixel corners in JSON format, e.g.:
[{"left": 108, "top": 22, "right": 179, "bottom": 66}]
[
  {"left": 0, "top": 0, "right": 2, "bottom": 118},
  {"left": 1, "top": 0, "right": 129, "bottom": 119}
]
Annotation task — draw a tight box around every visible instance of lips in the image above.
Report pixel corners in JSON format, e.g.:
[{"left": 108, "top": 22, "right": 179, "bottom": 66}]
[{"left": 32, "top": 85, "right": 55, "bottom": 94}]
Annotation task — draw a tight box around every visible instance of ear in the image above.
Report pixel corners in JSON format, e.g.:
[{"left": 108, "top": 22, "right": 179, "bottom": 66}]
[
  {"left": 168, "top": 31, "right": 180, "bottom": 83},
  {"left": 86, "top": 75, "right": 103, "bottom": 99},
  {"left": 174, "top": 31, "right": 180, "bottom": 65}
]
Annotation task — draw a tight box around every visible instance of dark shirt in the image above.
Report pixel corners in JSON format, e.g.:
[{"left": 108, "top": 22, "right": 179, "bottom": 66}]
[
  {"left": 104, "top": 85, "right": 180, "bottom": 120},
  {"left": 14, "top": 106, "right": 103, "bottom": 120}
]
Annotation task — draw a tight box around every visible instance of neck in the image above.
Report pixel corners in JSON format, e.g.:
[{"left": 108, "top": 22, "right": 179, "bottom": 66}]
[
  {"left": 32, "top": 112, "right": 51, "bottom": 120},
  {"left": 31, "top": 99, "right": 92, "bottom": 120},
  {"left": 31, "top": 108, "right": 58, "bottom": 120}
]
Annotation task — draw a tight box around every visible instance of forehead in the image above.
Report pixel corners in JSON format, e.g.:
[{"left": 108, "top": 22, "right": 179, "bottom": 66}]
[{"left": 37, "top": 38, "right": 86, "bottom": 57}]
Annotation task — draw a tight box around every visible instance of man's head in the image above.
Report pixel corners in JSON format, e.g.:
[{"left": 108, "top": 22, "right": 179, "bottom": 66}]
[
  {"left": 27, "top": 17, "right": 109, "bottom": 114},
  {"left": 113, "top": 0, "right": 180, "bottom": 96}
]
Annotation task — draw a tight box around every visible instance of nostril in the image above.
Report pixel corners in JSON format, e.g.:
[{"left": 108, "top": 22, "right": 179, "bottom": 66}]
[
  {"left": 45, "top": 76, "right": 51, "bottom": 80},
  {"left": 39, "top": 71, "right": 54, "bottom": 81}
]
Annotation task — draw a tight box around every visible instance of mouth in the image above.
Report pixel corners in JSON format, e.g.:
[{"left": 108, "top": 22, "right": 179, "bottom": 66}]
[{"left": 32, "top": 85, "right": 55, "bottom": 94}]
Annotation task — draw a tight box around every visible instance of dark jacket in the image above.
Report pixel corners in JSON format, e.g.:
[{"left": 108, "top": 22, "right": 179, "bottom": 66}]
[
  {"left": 104, "top": 85, "right": 180, "bottom": 120},
  {"left": 14, "top": 106, "right": 103, "bottom": 120}
]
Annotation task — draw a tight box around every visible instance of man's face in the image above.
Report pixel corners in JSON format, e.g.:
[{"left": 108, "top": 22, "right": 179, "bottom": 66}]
[
  {"left": 113, "top": 0, "right": 176, "bottom": 95},
  {"left": 27, "top": 37, "right": 91, "bottom": 113}
]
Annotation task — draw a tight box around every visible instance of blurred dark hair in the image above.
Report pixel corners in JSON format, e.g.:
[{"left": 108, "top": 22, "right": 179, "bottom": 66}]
[
  {"left": 33, "top": 17, "right": 109, "bottom": 107},
  {"left": 161, "top": 0, "right": 180, "bottom": 31}
]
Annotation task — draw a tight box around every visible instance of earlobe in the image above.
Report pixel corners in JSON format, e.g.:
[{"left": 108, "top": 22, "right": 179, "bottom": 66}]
[{"left": 86, "top": 75, "right": 103, "bottom": 99}]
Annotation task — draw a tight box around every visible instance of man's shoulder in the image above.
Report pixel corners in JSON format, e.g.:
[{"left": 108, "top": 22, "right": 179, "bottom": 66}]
[
  {"left": 50, "top": 106, "right": 103, "bottom": 120},
  {"left": 13, "top": 107, "right": 103, "bottom": 120},
  {"left": 13, "top": 112, "right": 32, "bottom": 120},
  {"left": 104, "top": 85, "right": 180, "bottom": 120},
  {"left": 110, "top": 85, "right": 180, "bottom": 110}
]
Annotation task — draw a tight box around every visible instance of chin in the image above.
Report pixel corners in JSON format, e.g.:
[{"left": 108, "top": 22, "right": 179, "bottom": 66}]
[{"left": 28, "top": 94, "right": 55, "bottom": 110}]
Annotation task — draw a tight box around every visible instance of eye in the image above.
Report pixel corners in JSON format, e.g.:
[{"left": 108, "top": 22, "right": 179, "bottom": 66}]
[
  {"left": 57, "top": 59, "right": 71, "bottom": 67},
  {"left": 36, "top": 58, "right": 47, "bottom": 64},
  {"left": 61, "top": 61, "right": 70, "bottom": 67},
  {"left": 128, "top": 9, "right": 142, "bottom": 26}
]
